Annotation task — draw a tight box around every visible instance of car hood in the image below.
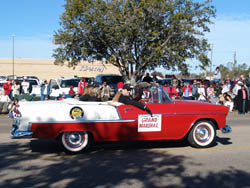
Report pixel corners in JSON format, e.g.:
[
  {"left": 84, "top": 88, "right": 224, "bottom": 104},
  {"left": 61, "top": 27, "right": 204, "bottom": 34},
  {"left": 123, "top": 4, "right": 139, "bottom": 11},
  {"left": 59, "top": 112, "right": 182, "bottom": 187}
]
[{"left": 173, "top": 100, "right": 229, "bottom": 114}]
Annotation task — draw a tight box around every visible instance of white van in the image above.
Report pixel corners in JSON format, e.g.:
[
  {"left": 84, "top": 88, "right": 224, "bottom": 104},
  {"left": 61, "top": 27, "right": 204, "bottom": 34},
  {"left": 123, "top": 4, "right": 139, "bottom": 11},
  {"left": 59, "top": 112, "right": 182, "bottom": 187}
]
[{"left": 49, "top": 77, "right": 81, "bottom": 97}]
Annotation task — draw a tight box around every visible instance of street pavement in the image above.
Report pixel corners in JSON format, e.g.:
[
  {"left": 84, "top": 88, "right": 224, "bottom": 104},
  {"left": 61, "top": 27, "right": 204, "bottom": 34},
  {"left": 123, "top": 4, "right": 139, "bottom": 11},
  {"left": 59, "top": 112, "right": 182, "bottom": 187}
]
[{"left": 0, "top": 112, "right": 250, "bottom": 188}]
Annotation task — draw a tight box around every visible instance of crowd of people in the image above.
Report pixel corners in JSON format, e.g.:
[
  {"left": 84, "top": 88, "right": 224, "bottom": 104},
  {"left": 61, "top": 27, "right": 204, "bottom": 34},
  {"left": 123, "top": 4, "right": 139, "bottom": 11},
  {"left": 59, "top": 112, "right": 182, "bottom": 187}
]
[
  {"left": 1, "top": 70, "right": 250, "bottom": 115},
  {"left": 159, "top": 71, "right": 250, "bottom": 115}
]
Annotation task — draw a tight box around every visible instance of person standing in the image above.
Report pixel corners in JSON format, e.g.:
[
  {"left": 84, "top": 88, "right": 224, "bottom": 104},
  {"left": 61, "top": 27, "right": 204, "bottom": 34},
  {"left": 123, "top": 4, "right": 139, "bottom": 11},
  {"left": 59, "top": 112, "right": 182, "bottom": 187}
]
[
  {"left": 78, "top": 77, "right": 86, "bottom": 95},
  {"left": 40, "top": 80, "right": 51, "bottom": 100},
  {"left": 21, "top": 78, "right": 30, "bottom": 95},
  {"left": 3, "top": 79, "right": 13, "bottom": 100},
  {"left": 142, "top": 73, "right": 153, "bottom": 83},
  {"left": 88, "top": 77, "right": 95, "bottom": 86},
  {"left": 232, "top": 81, "right": 243, "bottom": 99},
  {"left": 99, "top": 81, "right": 111, "bottom": 101},
  {"left": 246, "top": 72, "right": 250, "bottom": 88},
  {"left": 213, "top": 66, "right": 221, "bottom": 83},
  {"left": 182, "top": 82, "right": 192, "bottom": 100},
  {"left": 192, "top": 80, "right": 199, "bottom": 100},
  {"left": 236, "top": 84, "right": 249, "bottom": 114},
  {"left": 11, "top": 80, "right": 20, "bottom": 99}
]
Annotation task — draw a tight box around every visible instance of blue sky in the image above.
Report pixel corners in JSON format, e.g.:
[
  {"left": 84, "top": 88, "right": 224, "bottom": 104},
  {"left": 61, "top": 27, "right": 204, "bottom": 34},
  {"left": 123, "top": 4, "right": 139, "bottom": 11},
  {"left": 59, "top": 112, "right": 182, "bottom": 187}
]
[{"left": 0, "top": 0, "right": 250, "bottom": 73}]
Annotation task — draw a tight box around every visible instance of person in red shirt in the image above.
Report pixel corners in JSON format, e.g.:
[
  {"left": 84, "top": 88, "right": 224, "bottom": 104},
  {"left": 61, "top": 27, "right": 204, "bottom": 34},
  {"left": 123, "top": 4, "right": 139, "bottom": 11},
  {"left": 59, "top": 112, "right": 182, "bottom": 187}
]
[
  {"left": 78, "top": 78, "right": 86, "bottom": 95},
  {"left": 182, "top": 82, "right": 192, "bottom": 100},
  {"left": 162, "top": 83, "right": 179, "bottom": 99},
  {"left": 69, "top": 85, "right": 75, "bottom": 96},
  {"left": 3, "top": 79, "right": 13, "bottom": 100}
]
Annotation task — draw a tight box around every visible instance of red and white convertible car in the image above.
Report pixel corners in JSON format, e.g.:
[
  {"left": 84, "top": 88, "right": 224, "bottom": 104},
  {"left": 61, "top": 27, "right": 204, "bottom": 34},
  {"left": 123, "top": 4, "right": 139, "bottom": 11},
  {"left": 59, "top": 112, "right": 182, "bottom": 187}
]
[{"left": 10, "top": 86, "right": 231, "bottom": 154}]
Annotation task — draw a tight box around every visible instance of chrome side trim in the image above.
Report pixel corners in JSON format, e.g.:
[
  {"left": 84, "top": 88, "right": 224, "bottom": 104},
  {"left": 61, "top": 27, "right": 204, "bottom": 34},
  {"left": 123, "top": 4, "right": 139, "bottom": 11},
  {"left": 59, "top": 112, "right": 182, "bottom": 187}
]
[
  {"left": 29, "top": 119, "right": 137, "bottom": 124},
  {"left": 221, "top": 125, "right": 232, "bottom": 134},
  {"left": 159, "top": 112, "right": 226, "bottom": 115},
  {"left": 11, "top": 130, "right": 33, "bottom": 139},
  {"left": 115, "top": 106, "right": 122, "bottom": 119}
]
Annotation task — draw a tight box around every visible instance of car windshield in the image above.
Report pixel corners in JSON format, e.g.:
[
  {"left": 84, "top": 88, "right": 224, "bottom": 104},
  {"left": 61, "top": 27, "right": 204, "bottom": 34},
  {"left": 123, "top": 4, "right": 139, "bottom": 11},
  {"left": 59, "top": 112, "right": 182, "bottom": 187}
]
[
  {"left": 27, "top": 80, "right": 39, "bottom": 86},
  {"left": 151, "top": 87, "right": 172, "bottom": 104},
  {"left": 102, "top": 76, "right": 123, "bottom": 84},
  {"left": 16, "top": 79, "right": 39, "bottom": 86},
  {"left": 60, "top": 79, "right": 81, "bottom": 88},
  {"left": 142, "top": 86, "right": 172, "bottom": 104}
]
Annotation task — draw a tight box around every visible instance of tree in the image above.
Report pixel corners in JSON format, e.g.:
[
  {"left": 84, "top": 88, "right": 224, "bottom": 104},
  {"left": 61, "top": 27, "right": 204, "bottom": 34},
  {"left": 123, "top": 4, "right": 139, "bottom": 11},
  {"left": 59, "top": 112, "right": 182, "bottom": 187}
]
[
  {"left": 220, "top": 63, "right": 250, "bottom": 80},
  {"left": 151, "top": 71, "right": 164, "bottom": 79},
  {"left": 53, "top": 0, "right": 215, "bottom": 81}
]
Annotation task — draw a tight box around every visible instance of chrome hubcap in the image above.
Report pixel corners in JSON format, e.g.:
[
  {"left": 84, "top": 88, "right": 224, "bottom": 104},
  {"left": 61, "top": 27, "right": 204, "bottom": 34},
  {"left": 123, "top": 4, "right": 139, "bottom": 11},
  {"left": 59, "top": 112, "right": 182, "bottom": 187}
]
[
  {"left": 195, "top": 126, "right": 210, "bottom": 142},
  {"left": 65, "top": 132, "right": 84, "bottom": 148}
]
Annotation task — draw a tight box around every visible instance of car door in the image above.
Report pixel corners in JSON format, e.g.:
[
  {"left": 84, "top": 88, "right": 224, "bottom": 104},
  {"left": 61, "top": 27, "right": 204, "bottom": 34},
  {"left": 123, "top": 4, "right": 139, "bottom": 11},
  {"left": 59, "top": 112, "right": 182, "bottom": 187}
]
[
  {"left": 116, "top": 85, "right": 176, "bottom": 140},
  {"left": 116, "top": 101, "right": 175, "bottom": 140},
  {"left": 49, "top": 79, "right": 60, "bottom": 97}
]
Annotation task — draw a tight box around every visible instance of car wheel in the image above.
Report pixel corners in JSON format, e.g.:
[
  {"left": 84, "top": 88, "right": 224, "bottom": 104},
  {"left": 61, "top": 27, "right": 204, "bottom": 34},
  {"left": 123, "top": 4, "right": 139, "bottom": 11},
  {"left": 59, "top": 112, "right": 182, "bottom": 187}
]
[
  {"left": 59, "top": 132, "right": 90, "bottom": 154},
  {"left": 188, "top": 121, "right": 216, "bottom": 148}
]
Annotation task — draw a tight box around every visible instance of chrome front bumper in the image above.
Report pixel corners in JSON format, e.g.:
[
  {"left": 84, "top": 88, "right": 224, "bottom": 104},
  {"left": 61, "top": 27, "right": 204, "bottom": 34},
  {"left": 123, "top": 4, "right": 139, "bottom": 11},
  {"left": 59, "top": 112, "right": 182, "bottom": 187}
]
[
  {"left": 11, "top": 130, "right": 33, "bottom": 139},
  {"left": 11, "top": 119, "right": 33, "bottom": 139},
  {"left": 221, "top": 125, "right": 232, "bottom": 133}
]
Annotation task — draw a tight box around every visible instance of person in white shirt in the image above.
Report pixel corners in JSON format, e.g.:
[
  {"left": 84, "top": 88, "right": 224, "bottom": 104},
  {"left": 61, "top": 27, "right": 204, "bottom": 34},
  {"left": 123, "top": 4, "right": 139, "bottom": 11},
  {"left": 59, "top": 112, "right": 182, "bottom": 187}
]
[
  {"left": 0, "top": 91, "right": 11, "bottom": 103},
  {"left": 213, "top": 66, "right": 221, "bottom": 83},
  {"left": 11, "top": 80, "right": 20, "bottom": 98},
  {"left": 232, "top": 81, "right": 243, "bottom": 98},
  {"left": 21, "top": 79, "right": 30, "bottom": 94},
  {"left": 198, "top": 83, "right": 207, "bottom": 98}
]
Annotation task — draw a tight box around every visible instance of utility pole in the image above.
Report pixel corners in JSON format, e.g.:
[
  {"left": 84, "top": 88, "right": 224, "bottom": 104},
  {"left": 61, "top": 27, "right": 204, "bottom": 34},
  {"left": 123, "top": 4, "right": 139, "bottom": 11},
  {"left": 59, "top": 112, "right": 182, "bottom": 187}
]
[
  {"left": 232, "top": 51, "right": 236, "bottom": 81},
  {"left": 12, "top": 34, "right": 15, "bottom": 80},
  {"left": 210, "top": 44, "right": 213, "bottom": 80}
]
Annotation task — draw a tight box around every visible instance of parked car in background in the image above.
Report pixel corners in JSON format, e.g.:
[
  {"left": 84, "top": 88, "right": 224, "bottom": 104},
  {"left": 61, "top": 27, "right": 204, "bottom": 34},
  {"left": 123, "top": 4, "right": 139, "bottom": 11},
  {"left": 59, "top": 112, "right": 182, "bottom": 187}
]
[
  {"left": 0, "top": 81, "right": 5, "bottom": 91},
  {"left": 94, "top": 74, "right": 124, "bottom": 97},
  {"left": 49, "top": 77, "right": 81, "bottom": 97},
  {"left": 15, "top": 77, "right": 41, "bottom": 96},
  {"left": 0, "top": 76, "right": 7, "bottom": 81},
  {"left": 0, "top": 76, "right": 7, "bottom": 91},
  {"left": 157, "top": 78, "right": 173, "bottom": 85}
]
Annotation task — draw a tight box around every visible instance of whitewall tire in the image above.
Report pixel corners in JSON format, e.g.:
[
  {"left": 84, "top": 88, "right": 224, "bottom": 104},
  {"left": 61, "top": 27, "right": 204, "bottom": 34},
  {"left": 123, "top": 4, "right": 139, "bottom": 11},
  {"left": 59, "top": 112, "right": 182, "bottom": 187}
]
[
  {"left": 188, "top": 121, "right": 216, "bottom": 148},
  {"left": 59, "top": 132, "right": 90, "bottom": 154}
]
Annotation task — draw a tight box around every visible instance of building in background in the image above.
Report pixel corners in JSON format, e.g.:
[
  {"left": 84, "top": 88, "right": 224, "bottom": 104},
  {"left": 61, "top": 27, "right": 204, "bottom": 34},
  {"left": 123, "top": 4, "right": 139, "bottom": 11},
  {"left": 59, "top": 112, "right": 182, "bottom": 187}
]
[{"left": 0, "top": 58, "right": 120, "bottom": 80}]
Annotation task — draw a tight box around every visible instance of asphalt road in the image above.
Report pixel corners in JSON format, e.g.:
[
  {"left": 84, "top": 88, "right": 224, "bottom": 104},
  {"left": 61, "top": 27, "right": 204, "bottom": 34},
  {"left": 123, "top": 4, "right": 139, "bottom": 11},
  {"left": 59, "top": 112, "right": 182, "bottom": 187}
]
[{"left": 0, "top": 112, "right": 250, "bottom": 188}]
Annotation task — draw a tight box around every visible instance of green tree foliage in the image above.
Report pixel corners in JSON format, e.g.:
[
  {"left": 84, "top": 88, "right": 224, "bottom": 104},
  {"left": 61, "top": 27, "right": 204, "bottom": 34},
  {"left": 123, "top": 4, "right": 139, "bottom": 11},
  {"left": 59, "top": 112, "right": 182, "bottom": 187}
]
[
  {"left": 53, "top": 0, "right": 215, "bottom": 81},
  {"left": 151, "top": 71, "right": 164, "bottom": 78},
  {"left": 220, "top": 63, "right": 250, "bottom": 80}
]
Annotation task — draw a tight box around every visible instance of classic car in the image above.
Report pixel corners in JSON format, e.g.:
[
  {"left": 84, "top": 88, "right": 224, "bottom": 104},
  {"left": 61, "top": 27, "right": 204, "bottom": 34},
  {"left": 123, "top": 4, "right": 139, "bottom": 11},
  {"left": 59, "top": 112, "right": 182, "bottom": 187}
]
[{"left": 10, "top": 86, "right": 231, "bottom": 154}]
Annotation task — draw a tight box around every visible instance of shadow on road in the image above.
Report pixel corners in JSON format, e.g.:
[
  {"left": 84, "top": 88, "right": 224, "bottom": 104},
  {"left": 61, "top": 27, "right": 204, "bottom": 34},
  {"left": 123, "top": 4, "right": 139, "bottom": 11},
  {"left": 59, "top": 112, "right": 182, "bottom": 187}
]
[
  {"left": 216, "top": 136, "right": 233, "bottom": 145},
  {"left": 0, "top": 137, "right": 247, "bottom": 188}
]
